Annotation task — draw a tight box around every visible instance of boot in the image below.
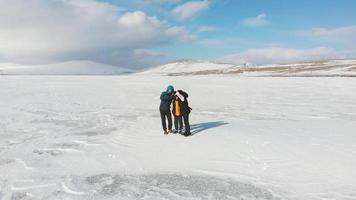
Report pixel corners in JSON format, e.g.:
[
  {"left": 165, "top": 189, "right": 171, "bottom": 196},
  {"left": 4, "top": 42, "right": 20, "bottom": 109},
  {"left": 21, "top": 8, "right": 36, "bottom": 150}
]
[{"left": 184, "top": 131, "right": 191, "bottom": 137}]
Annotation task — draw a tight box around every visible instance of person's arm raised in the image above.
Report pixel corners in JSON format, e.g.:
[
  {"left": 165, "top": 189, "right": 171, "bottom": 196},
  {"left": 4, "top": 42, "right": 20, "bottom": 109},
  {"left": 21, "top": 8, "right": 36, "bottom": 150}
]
[{"left": 178, "top": 90, "right": 188, "bottom": 98}]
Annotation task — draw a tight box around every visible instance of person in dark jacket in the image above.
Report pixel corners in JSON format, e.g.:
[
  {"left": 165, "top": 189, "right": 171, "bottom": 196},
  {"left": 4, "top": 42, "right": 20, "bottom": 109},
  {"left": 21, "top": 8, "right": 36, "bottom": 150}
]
[
  {"left": 172, "top": 90, "right": 191, "bottom": 136},
  {"left": 159, "top": 85, "right": 174, "bottom": 134}
]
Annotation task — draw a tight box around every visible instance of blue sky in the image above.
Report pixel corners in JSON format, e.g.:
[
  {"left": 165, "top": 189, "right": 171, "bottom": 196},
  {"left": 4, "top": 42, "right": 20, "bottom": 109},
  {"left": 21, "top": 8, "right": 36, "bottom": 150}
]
[
  {"left": 1, "top": 0, "right": 355, "bottom": 67},
  {"left": 146, "top": 0, "right": 356, "bottom": 63}
]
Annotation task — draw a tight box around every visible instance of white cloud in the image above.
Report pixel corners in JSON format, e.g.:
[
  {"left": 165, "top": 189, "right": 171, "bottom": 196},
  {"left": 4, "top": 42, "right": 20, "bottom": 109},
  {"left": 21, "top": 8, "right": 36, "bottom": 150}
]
[
  {"left": 311, "top": 25, "right": 356, "bottom": 38},
  {"left": 166, "top": 26, "right": 198, "bottom": 42},
  {"left": 219, "top": 47, "right": 347, "bottom": 64},
  {"left": 117, "top": 11, "right": 162, "bottom": 28},
  {"left": 171, "top": 0, "right": 209, "bottom": 21},
  {"left": 133, "top": 49, "right": 166, "bottom": 58},
  {"left": 308, "top": 25, "right": 356, "bottom": 45},
  {"left": 142, "top": 0, "right": 181, "bottom": 4},
  {"left": 0, "top": 0, "right": 194, "bottom": 67},
  {"left": 240, "top": 13, "right": 270, "bottom": 27},
  {"left": 196, "top": 26, "right": 216, "bottom": 33}
]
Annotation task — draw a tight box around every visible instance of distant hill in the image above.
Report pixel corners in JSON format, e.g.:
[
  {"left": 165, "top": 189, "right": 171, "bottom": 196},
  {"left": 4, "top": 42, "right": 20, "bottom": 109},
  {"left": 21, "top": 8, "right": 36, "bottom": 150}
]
[
  {"left": 0, "top": 61, "right": 132, "bottom": 75},
  {"left": 140, "top": 59, "right": 356, "bottom": 77},
  {"left": 2, "top": 59, "right": 356, "bottom": 77},
  {"left": 140, "top": 60, "right": 238, "bottom": 75}
]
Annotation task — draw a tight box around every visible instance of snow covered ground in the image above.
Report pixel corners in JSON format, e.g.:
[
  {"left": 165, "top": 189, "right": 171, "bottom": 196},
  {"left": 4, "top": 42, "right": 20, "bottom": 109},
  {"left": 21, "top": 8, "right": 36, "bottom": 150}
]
[{"left": 1, "top": 74, "right": 356, "bottom": 200}]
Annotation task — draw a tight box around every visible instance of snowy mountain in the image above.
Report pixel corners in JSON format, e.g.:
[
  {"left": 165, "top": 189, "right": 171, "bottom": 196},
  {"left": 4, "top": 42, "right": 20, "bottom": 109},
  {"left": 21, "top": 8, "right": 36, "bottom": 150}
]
[
  {"left": 141, "top": 59, "right": 356, "bottom": 77},
  {"left": 141, "top": 59, "right": 237, "bottom": 74},
  {"left": 140, "top": 59, "right": 239, "bottom": 75},
  {"left": 0, "top": 61, "right": 132, "bottom": 75}
]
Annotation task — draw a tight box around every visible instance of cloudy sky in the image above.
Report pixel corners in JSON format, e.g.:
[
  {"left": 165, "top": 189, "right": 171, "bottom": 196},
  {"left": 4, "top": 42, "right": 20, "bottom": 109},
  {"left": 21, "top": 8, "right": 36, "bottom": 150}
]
[{"left": 0, "top": 0, "right": 355, "bottom": 68}]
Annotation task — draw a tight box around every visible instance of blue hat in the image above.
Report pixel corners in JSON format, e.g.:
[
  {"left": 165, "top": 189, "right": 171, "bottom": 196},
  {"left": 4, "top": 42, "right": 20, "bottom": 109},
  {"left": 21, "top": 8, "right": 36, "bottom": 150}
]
[{"left": 166, "top": 85, "right": 174, "bottom": 92}]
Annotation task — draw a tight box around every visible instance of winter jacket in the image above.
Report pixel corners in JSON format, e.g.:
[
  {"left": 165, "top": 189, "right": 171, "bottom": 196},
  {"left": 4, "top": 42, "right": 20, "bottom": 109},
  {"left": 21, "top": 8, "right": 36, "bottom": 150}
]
[
  {"left": 172, "top": 97, "right": 182, "bottom": 116},
  {"left": 160, "top": 91, "right": 173, "bottom": 112},
  {"left": 172, "top": 90, "right": 191, "bottom": 116},
  {"left": 159, "top": 85, "right": 175, "bottom": 111}
]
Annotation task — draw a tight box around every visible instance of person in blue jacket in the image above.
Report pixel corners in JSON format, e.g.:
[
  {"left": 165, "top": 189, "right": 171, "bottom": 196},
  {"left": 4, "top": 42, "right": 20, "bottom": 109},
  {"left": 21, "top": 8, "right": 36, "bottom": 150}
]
[{"left": 159, "top": 85, "right": 174, "bottom": 134}]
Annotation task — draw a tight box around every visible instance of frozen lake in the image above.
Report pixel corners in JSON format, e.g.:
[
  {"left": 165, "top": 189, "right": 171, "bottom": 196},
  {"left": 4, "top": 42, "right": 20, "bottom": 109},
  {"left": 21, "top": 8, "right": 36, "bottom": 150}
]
[{"left": 1, "top": 75, "right": 356, "bottom": 199}]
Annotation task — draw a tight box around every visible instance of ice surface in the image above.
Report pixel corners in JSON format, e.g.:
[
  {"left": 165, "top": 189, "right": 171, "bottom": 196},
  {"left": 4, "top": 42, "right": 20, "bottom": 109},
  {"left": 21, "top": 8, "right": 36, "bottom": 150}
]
[{"left": 0, "top": 75, "right": 356, "bottom": 199}]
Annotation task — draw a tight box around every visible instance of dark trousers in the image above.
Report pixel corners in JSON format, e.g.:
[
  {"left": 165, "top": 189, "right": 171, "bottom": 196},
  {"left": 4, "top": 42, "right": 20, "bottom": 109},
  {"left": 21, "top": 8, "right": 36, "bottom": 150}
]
[
  {"left": 174, "top": 115, "right": 183, "bottom": 131},
  {"left": 160, "top": 110, "right": 172, "bottom": 131},
  {"left": 183, "top": 113, "right": 190, "bottom": 133}
]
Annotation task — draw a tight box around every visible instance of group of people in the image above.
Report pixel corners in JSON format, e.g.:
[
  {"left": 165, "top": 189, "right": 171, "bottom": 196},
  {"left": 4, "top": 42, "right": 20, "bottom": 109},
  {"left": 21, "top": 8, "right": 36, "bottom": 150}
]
[{"left": 159, "top": 85, "right": 191, "bottom": 136}]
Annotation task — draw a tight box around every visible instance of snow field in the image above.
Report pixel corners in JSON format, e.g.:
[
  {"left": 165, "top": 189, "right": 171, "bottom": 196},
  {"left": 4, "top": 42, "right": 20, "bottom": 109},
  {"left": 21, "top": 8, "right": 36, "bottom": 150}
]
[{"left": 0, "top": 75, "right": 356, "bottom": 199}]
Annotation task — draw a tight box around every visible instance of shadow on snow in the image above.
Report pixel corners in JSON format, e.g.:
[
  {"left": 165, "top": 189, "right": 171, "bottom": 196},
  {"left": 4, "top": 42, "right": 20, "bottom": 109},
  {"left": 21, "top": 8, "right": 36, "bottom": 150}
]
[{"left": 190, "top": 121, "right": 228, "bottom": 135}]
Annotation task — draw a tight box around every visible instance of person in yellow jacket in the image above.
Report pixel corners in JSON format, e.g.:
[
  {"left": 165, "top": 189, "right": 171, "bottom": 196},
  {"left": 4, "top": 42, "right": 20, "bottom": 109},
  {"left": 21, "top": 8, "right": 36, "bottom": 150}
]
[
  {"left": 172, "top": 90, "right": 191, "bottom": 135},
  {"left": 172, "top": 92, "right": 184, "bottom": 134}
]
